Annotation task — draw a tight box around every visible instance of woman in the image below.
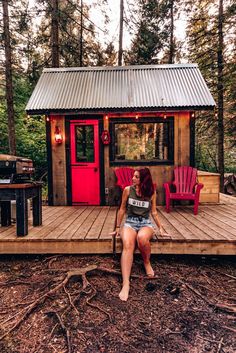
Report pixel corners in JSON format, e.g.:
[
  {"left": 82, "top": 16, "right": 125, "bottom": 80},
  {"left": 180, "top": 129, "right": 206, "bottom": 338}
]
[{"left": 115, "top": 168, "right": 167, "bottom": 301}]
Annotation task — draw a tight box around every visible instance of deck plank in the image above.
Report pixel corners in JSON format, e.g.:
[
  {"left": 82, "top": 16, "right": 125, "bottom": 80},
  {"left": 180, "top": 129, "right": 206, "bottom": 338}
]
[
  {"left": 25, "top": 207, "right": 70, "bottom": 240},
  {"left": 59, "top": 207, "right": 92, "bottom": 240},
  {"left": 178, "top": 207, "right": 230, "bottom": 241},
  {"left": 54, "top": 207, "right": 87, "bottom": 239},
  {"left": 72, "top": 207, "right": 102, "bottom": 239},
  {"left": 100, "top": 207, "right": 117, "bottom": 239},
  {"left": 174, "top": 209, "right": 214, "bottom": 241},
  {"left": 86, "top": 206, "right": 110, "bottom": 240},
  {"left": 157, "top": 208, "right": 188, "bottom": 240},
  {"left": 0, "top": 226, "right": 16, "bottom": 239},
  {"left": 43, "top": 207, "right": 80, "bottom": 239},
  {"left": 216, "top": 204, "right": 236, "bottom": 217},
  {"left": 199, "top": 208, "right": 236, "bottom": 237},
  {"left": 203, "top": 206, "right": 236, "bottom": 226},
  {"left": 160, "top": 210, "right": 200, "bottom": 241},
  {"left": 190, "top": 209, "right": 236, "bottom": 241}
]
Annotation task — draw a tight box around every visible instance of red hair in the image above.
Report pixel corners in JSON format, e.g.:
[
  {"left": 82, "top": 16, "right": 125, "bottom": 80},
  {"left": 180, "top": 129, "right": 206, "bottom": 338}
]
[{"left": 138, "top": 168, "right": 154, "bottom": 198}]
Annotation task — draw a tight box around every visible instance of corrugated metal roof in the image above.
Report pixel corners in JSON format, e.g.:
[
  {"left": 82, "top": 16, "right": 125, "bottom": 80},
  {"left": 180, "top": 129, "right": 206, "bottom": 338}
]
[{"left": 26, "top": 64, "right": 215, "bottom": 114}]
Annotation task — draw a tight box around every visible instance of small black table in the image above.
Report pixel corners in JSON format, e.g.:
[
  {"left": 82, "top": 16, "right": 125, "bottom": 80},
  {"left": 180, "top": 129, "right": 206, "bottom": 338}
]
[{"left": 0, "top": 183, "right": 42, "bottom": 236}]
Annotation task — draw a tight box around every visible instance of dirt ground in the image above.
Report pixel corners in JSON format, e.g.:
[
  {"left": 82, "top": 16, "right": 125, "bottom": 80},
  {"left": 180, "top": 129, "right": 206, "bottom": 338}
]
[{"left": 0, "top": 254, "right": 235, "bottom": 353}]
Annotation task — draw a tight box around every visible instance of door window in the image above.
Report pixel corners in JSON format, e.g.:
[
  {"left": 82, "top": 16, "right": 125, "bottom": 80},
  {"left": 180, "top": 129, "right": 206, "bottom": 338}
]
[{"left": 75, "top": 125, "right": 94, "bottom": 162}]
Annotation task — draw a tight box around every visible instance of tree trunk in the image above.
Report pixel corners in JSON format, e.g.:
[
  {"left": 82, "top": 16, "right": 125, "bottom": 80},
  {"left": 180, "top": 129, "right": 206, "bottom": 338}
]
[
  {"left": 80, "top": 0, "right": 83, "bottom": 67},
  {"left": 169, "top": 0, "right": 174, "bottom": 64},
  {"left": 51, "top": 0, "right": 59, "bottom": 67},
  {"left": 217, "top": 0, "right": 224, "bottom": 192},
  {"left": 118, "top": 0, "right": 124, "bottom": 66},
  {"left": 2, "top": 0, "right": 16, "bottom": 155}
]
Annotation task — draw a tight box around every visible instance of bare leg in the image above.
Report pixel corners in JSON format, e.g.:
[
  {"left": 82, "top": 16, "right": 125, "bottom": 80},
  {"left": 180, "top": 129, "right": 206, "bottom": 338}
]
[
  {"left": 137, "top": 227, "right": 155, "bottom": 276},
  {"left": 119, "top": 227, "right": 137, "bottom": 301}
]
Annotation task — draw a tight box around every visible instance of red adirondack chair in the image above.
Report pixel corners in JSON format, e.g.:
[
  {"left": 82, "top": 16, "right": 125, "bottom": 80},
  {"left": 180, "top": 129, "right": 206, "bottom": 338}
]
[
  {"left": 115, "top": 167, "right": 134, "bottom": 190},
  {"left": 163, "top": 166, "right": 204, "bottom": 215}
]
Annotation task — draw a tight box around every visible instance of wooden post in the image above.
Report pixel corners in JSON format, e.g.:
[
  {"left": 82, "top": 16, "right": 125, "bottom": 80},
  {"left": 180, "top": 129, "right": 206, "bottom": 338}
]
[
  {"left": 16, "top": 189, "right": 28, "bottom": 236},
  {"left": 0, "top": 201, "right": 11, "bottom": 226},
  {"left": 32, "top": 186, "right": 42, "bottom": 226}
]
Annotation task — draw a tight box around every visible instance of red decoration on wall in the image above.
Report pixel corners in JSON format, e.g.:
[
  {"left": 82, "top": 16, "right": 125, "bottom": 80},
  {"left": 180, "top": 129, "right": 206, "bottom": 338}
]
[{"left": 101, "top": 130, "right": 111, "bottom": 145}]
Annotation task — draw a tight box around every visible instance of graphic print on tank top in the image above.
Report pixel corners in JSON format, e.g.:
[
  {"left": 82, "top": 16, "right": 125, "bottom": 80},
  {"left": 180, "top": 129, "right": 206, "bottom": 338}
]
[{"left": 127, "top": 186, "right": 151, "bottom": 218}]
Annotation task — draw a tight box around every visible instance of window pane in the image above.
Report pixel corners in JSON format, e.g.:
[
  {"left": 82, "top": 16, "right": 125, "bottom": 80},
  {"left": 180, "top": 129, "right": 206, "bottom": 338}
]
[
  {"left": 115, "top": 123, "right": 169, "bottom": 161},
  {"left": 75, "top": 125, "right": 94, "bottom": 162}
]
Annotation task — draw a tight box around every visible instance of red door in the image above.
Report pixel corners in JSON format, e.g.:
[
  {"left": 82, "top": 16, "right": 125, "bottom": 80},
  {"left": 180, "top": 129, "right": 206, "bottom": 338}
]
[{"left": 70, "top": 120, "right": 100, "bottom": 205}]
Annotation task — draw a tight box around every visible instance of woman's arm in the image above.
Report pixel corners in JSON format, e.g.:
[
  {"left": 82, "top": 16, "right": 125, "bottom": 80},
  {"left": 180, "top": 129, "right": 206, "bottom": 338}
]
[
  {"left": 115, "top": 186, "right": 130, "bottom": 234},
  {"left": 151, "top": 192, "right": 168, "bottom": 236}
]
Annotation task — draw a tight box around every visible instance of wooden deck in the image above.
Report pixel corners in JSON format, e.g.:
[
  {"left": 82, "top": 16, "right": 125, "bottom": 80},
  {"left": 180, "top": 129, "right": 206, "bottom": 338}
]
[{"left": 0, "top": 196, "right": 235, "bottom": 255}]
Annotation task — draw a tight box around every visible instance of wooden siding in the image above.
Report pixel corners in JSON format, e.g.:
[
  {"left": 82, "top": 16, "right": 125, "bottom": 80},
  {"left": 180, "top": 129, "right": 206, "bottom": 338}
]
[
  {"left": 198, "top": 171, "right": 220, "bottom": 203},
  {"left": 51, "top": 115, "right": 67, "bottom": 205},
  {"left": 48, "top": 113, "right": 220, "bottom": 207},
  {"left": 106, "top": 112, "right": 191, "bottom": 205}
]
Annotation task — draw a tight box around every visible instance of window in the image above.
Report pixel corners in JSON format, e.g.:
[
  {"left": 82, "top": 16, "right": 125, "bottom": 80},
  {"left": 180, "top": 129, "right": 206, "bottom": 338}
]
[
  {"left": 75, "top": 125, "right": 94, "bottom": 162},
  {"left": 110, "top": 118, "right": 174, "bottom": 165}
]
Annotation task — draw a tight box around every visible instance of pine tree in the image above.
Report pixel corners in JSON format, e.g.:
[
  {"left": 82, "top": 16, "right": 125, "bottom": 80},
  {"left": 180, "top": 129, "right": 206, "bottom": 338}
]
[
  {"left": 186, "top": 0, "right": 236, "bottom": 175},
  {"left": 124, "top": 0, "right": 170, "bottom": 65},
  {"left": 2, "top": 0, "right": 16, "bottom": 155}
]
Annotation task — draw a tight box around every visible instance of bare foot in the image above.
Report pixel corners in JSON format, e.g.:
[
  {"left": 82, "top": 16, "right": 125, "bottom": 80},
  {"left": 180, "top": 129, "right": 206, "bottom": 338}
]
[
  {"left": 144, "top": 262, "right": 154, "bottom": 277},
  {"left": 119, "top": 283, "right": 130, "bottom": 301}
]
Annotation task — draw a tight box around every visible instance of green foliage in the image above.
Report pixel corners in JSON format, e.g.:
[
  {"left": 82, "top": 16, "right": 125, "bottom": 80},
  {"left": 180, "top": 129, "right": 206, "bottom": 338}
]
[
  {"left": 1, "top": 0, "right": 235, "bottom": 181},
  {"left": 186, "top": 0, "right": 236, "bottom": 174},
  {"left": 124, "top": 0, "right": 171, "bottom": 64},
  {"left": 0, "top": 74, "right": 47, "bottom": 179}
]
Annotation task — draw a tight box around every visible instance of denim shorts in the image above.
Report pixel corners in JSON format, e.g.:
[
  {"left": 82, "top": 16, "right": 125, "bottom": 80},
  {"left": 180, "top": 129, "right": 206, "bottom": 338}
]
[{"left": 124, "top": 216, "right": 155, "bottom": 232}]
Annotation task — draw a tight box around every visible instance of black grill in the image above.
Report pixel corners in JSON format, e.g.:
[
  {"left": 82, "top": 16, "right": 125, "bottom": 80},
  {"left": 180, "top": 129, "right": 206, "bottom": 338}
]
[{"left": 0, "top": 154, "right": 34, "bottom": 184}]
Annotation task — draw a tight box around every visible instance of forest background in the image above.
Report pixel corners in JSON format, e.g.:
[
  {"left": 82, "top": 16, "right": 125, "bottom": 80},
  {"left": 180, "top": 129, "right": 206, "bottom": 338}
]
[{"left": 0, "top": 0, "right": 235, "bottom": 192}]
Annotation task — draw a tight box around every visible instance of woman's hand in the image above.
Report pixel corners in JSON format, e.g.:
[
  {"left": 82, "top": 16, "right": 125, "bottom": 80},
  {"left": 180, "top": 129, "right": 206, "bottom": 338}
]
[
  {"left": 115, "top": 226, "right": 121, "bottom": 237},
  {"left": 109, "top": 226, "right": 121, "bottom": 237}
]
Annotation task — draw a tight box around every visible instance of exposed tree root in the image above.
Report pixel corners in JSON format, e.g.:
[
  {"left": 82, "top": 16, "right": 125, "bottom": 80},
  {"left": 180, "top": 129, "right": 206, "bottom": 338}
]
[
  {"left": 216, "top": 337, "right": 224, "bottom": 353},
  {"left": 0, "top": 265, "right": 97, "bottom": 341},
  {"left": 181, "top": 281, "right": 236, "bottom": 315},
  {"left": 206, "top": 267, "right": 236, "bottom": 281},
  {"left": 222, "top": 325, "right": 236, "bottom": 334},
  {"left": 46, "top": 311, "right": 71, "bottom": 353},
  {"left": 85, "top": 284, "right": 112, "bottom": 322}
]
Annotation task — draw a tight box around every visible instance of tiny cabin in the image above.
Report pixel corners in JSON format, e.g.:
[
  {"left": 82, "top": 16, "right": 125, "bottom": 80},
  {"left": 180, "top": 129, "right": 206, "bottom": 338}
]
[{"left": 26, "top": 64, "right": 215, "bottom": 206}]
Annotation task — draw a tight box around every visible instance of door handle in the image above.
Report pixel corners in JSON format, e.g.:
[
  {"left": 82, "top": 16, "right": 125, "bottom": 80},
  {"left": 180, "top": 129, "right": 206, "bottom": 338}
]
[{"left": 94, "top": 167, "right": 98, "bottom": 172}]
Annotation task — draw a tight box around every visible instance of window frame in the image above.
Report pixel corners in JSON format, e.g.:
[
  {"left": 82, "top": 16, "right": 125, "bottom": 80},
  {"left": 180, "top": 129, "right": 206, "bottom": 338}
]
[
  {"left": 109, "top": 117, "right": 174, "bottom": 166},
  {"left": 75, "top": 124, "right": 95, "bottom": 163}
]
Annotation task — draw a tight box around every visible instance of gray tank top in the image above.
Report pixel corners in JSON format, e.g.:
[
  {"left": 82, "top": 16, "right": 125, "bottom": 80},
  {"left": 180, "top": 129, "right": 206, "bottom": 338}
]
[{"left": 127, "top": 186, "right": 151, "bottom": 218}]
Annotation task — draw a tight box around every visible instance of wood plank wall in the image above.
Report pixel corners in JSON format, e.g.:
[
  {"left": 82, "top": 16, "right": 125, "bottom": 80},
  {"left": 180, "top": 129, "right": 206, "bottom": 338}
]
[
  {"left": 105, "top": 112, "right": 191, "bottom": 205},
  {"left": 198, "top": 171, "right": 220, "bottom": 203},
  {"left": 50, "top": 115, "right": 67, "bottom": 205},
  {"left": 50, "top": 112, "right": 191, "bottom": 206}
]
